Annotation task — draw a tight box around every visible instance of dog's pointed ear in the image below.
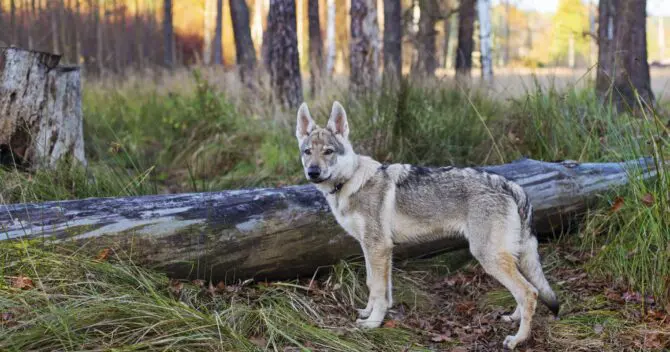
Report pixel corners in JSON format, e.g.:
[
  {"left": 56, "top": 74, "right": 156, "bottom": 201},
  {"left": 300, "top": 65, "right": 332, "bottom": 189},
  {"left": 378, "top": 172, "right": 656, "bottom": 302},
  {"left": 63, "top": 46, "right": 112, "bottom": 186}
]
[
  {"left": 296, "top": 102, "right": 315, "bottom": 142},
  {"left": 327, "top": 101, "right": 349, "bottom": 139}
]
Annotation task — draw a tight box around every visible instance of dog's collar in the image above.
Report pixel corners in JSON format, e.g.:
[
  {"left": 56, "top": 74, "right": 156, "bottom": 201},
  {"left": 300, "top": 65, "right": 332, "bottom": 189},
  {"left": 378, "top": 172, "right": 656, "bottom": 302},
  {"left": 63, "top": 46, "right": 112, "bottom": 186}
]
[{"left": 329, "top": 182, "right": 344, "bottom": 195}]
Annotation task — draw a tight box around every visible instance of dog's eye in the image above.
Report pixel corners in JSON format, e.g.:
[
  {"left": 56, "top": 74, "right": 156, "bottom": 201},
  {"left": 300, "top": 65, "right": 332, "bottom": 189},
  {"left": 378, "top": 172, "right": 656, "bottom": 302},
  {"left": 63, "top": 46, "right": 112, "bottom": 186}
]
[
  {"left": 324, "top": 149, "right": 334, "bottom": 155},
  {"left": 304, "top": 149, "right": 312, "bottom": 155}
]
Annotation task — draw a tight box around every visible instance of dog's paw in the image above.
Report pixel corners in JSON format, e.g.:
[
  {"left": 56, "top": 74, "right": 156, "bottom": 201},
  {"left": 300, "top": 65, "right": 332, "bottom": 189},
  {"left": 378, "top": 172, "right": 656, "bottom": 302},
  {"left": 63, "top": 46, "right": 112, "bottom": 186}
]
[
  {"left": 357, "top": 308, "right": 372, "bottom": 319},
  {"left": 355, "top": 318, "right": 382, "bottom": 329},
  {"left": 502, "top": 335, "right": 517, "bottom": 350}
]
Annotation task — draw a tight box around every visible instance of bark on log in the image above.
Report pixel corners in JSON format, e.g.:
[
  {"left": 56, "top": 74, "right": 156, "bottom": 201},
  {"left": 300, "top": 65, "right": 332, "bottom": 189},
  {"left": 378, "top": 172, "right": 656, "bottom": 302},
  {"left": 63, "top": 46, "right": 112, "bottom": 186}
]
[
  {"left": 0, "top": 158, "right": 659, "bottom": 282},
  {"left": 0, "top": 47, "right": 86, "bottom": 169}
]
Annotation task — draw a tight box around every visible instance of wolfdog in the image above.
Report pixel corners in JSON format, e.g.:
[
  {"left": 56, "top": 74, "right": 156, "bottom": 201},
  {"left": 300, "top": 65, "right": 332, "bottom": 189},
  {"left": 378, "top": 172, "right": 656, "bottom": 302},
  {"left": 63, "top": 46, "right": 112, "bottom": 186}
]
[{"left": 295, "top": 101, "right": 559, "bottom": 349}]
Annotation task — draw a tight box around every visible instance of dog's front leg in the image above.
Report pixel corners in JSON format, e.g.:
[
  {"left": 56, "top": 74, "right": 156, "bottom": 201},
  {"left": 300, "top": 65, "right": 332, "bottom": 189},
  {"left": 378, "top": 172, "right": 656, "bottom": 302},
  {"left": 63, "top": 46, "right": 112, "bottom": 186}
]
[
  {"left": 356, "top": 239, "right": 393, "bottom": 329},
  {"left": 357, "top": 245, "right": 374, "bottom": 319}
]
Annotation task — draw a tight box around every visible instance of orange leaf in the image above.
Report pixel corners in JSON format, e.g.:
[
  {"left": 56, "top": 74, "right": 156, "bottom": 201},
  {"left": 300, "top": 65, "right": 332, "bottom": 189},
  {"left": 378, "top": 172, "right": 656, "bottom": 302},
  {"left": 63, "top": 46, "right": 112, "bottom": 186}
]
[
  {"left": 168, "top": 279, "right": 183, "bottom": 297},
  {"left": 215, "top": 281, "right": 226, "bottom": 292},
  {"left": 610, "top": 197, "right": 625, "bottom": 213},
  {"left": 383, "top": 319, "right": 398, "bottom": 328},
  {"left": 641, "top": 193, "right": 655, "bottom": 207},
  {"left": 95, "top": 248, "right": 111, "bottom": 261},
  {"left": 11, "top": 276, "right": 34, "bottom": 290}
]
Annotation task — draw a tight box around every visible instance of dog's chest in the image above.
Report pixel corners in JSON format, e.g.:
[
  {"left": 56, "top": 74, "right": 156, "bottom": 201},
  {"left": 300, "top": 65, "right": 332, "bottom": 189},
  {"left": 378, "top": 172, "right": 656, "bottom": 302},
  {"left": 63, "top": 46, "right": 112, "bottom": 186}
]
[{"left": 326, "top": 195, "right": 362, "bottom": 241}]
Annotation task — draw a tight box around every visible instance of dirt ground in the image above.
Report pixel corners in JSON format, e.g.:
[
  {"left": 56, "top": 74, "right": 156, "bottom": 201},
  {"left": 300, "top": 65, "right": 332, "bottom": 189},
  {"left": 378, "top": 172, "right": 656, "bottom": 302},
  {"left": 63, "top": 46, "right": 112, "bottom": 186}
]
[{"left": 300, "top": 240, "right": 670, "bottom": 351}]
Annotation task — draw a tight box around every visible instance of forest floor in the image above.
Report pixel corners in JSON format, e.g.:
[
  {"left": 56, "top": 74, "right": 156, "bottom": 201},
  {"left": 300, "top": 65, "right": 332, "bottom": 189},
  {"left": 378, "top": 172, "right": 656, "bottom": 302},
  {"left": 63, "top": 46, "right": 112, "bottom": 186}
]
[{"left": 2, "top": 237, "right": 669, "bottom": 351}]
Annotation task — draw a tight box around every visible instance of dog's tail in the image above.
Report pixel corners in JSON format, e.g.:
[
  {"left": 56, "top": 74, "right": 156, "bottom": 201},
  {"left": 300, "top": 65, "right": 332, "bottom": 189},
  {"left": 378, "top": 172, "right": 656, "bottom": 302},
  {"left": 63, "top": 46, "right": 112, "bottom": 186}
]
[{"left": 518, "top": 234, "right": 560, "bottom": 316}]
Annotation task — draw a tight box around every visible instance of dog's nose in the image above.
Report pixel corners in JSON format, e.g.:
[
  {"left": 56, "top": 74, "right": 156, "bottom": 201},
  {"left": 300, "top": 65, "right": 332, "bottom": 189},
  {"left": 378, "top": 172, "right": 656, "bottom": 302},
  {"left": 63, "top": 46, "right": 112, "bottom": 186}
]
[{"left": 307, "top": 166, "right": 321, "bottom": 180}]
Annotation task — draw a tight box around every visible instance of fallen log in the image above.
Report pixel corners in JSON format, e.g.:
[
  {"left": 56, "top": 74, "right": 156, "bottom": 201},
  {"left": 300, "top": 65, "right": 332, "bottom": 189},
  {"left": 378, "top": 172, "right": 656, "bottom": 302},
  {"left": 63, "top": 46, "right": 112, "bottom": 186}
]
[
  {"left": 0, "top": 158, "right": 659, "bottom": 281},
  {"left": 0, "top": 47, "right": 86, "bottom": 168}
]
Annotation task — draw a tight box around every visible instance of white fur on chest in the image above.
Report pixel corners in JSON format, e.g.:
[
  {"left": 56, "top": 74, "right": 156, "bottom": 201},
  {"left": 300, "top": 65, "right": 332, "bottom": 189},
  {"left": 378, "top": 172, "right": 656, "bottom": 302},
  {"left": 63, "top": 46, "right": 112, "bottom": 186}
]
[{"left": 325, "top": 194, "right": 364, "bottom": 241}]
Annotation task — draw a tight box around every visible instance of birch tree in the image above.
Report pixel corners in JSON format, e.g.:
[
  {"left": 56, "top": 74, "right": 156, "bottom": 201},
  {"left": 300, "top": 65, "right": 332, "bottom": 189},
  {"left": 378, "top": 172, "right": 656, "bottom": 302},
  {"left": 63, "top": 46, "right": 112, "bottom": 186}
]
[
  {"left": 325, "top": 0, "right": 336, "bottom": 76},
  {"left": 478, "top": 0, "right": 492, "bottom": 81}
]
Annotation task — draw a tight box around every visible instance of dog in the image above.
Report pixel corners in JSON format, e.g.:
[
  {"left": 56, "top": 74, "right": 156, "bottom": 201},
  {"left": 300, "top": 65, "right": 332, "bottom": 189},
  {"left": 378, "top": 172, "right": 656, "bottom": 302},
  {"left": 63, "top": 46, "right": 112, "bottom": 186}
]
[{"left": 295, "top": 101, "right": 559, "bottom": 350}]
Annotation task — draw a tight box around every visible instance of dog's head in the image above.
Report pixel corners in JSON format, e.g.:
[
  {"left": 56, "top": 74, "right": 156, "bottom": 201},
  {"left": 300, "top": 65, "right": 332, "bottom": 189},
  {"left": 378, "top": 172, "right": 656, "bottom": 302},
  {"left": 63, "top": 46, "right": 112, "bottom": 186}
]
[{"left": 295, "top": 101, "right": 355, "bottom": 184}]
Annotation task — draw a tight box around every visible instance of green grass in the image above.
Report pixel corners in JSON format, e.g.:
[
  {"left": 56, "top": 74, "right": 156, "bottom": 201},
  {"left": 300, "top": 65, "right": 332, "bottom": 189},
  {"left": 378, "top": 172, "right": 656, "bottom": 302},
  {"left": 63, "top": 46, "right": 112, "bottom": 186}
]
[{"left": 1, "top": 69, "right": 669, "bottom": 350}]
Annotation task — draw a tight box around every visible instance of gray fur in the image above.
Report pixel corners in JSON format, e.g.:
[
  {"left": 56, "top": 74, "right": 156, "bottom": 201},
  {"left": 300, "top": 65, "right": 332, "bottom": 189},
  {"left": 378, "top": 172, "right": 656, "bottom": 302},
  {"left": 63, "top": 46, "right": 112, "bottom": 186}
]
[{"left": 295, "top": 102, "right": 559, "bottom": 350}]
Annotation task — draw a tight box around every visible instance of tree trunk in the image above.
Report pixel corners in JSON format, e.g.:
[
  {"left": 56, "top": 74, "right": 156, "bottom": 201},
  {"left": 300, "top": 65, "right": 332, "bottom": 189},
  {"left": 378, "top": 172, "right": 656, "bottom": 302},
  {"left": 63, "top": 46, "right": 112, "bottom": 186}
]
[
  {"left": 308, "top": 0, "right": 324, "bottom": 96},
  {"left": 383, "top": 0, "right": 402, "bottom": 84},
  {"left": 503, "top": 0, "right": 509, "bottom": 66},
  {"left": 10, "top": 0, "right": 16, "bottom": 45},
  {"left": 0, "top": 48, "right": 86, "bottom": 169},
  {"left": 51, "top": 2, "right": 60, "bottom": 54},
  {"left": 596, "top": 0, "right": 654, "bottom": 110},
  {"left": 203, "top": 0, "right": 216, "bottom": 65},
  {"left": 230, "top": 0, "right": 257, "bottom": 82},
  {"left": 266, "top": 0, "right": 303, "bottom": 108},
  {"left": 325, "top": 0, "right": 336, "bottom": 76},
  {"left": 414, "top": 0, "right": 438, "bottom": 77},
  {"left": 213, "top": 0, "right": 223, "bottom": 65},
  {"left": 163, "top": 0, "right": 174, "bottom": 68},
  {"left": 477, "top": 0, "right": 492, "bottom": 82},
  {"left": 441, "top": 1, "right": 453, "bottom": 69},
  {"left": 350, "top": 0, "right": 380, "bottom": 96},
  {"left": 1, "top": 158, "right": 659, "bottom": 282},
  {"left": 96, "top": 0, "right": 104, "bottom": 74},
  {"left": 74, "top": 0, "right": 81, "bottom": 64},
  {"left": 455, "top": 0, "right": 476, "bottom": 78},
  {"left": 659, "top": 16, "right": 665, "bottom": 60}
]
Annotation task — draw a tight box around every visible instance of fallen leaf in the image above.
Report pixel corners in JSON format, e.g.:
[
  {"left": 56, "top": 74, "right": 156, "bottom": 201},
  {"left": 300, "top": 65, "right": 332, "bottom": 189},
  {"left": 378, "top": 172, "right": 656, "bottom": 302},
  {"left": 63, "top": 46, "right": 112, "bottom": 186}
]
[
  {"left": 623, "top": 291, "right": 642, "bottom": 303},
  {"left": 249, "top": 336, "right": 267, "bottom": 348},
  {"left": 1, "top": 312, "right": 13, "bottom": 322},
  {"left": 610, "top": 197, "right": 625, "bottom": 213},
  {"left": 95, "top": 248, "right": 111, "bottom": 261},
  {"left": 383, "top": 319, "right": 399, "bottom": 328},
  {"left": 192, "top": 279, "right": 205, "bottom": 288},
  {"left": 206, "top": 281, "right": 216, "bottom": 296},
  {"left": 0, "top": 312, "right": 17, "bottom": 327},
  {"left": 450, "top": 347, "right": 468, "bottom": 352},
  {"left": 168, "top": 279, "right": 183, "bottom": 297},
  {"left": 641, "top": 193, "right": 655, "bottom": 207},
  {"left": 642, "top": 331, "right": 665, "bottom": 349},
  {"left": 11, "top": 276, "right": 34, "bottom": 290},
  {"left": 605, "top": 288, "right": 624, "bottom": 303},
  {"left": 216, "top": 281, "right": 226, "bottom": 292},
  {"left": 431, "top": 334, "right": 454, "bottom": 343},
  {"left": 455, "top": 301, "right": 476, "bottom": 314}
]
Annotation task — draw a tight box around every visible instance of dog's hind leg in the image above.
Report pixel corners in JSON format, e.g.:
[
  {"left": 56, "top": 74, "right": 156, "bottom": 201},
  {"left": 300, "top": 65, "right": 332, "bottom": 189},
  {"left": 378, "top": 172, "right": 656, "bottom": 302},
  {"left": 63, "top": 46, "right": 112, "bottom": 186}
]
[
  {"left": 470, "top": 243, "right": 538, "bottom": 350},
  {"left": 475, "top": 250, "right": 538, "bottom": 349},
  {"left": 356, "top": 239, "right": 393, "bottom": 329}
]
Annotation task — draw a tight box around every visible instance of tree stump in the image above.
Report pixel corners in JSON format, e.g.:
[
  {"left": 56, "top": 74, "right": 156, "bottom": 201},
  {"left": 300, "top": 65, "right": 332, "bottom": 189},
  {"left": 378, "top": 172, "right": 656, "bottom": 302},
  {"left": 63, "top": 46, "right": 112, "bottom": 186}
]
[{"left": 0, "top": 47, "right": 86, "bottom": 169}]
